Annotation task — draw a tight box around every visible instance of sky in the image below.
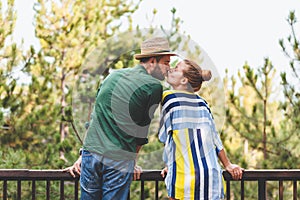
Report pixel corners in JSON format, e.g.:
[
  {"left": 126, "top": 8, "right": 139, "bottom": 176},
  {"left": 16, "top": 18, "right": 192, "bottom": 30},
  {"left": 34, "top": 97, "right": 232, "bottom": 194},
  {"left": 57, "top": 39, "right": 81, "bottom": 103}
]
[{"left": 13, "top": 0, "right": 300, "bottom": 79}]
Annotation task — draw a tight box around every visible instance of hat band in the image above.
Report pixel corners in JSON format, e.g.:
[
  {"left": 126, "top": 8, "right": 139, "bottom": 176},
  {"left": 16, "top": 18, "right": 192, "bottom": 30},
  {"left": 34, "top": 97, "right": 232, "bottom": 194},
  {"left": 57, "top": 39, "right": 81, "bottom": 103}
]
[{"left": 152, "top": 50, "right": 171, "bottom": 53}]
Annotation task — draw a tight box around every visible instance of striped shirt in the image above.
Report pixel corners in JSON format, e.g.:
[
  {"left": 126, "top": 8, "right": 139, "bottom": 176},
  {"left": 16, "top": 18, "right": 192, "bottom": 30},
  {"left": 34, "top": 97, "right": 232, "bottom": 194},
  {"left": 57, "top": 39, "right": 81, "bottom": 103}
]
[{"left": 159, "top": 90, "right": 224, "bottom": 200}]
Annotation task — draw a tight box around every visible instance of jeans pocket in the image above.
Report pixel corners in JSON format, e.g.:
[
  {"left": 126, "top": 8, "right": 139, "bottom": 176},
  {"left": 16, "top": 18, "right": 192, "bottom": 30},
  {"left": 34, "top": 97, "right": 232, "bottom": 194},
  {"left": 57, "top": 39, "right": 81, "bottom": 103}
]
[
  {"left": 105, "top": 160, "right": 134, "bottom": 190},
  {"left": 80, "top": 151, "right": 101, "bottom": 190}
]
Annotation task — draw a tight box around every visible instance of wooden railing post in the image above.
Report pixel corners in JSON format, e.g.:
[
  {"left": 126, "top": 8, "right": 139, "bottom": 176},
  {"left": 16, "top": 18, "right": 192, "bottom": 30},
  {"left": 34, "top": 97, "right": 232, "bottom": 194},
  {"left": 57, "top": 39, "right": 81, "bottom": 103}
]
[
  {"left": 258, "top": 179, "right": 266, "bottom": 200},
  {"left": 293, "top": 181, "right": 297, "bottom": 200},
  {"left": 240, "top": 180, "right": 244, "bottom": 200},
  {"left": 140, "top": 180, "right": 145, "bottom": 200}
]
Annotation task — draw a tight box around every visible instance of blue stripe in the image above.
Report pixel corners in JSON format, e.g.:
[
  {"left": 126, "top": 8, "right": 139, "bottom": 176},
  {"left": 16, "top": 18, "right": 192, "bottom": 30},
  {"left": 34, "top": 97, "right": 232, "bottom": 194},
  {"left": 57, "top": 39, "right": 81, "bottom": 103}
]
[
  {"left": 165, "top": 101, "right": 209, "bottom": 113},
  {"left": 197, "top": 129, "right": 209, "bottom": 199},
  {"left": 162, "top": 92, "right": 193, "bottom": 106},
  {"left": 159, "top": 113, "right": 172, "bottom": 133},
  {"left": 171, "top": 140, "right": 176, "bottom": 198},
  {"left": 189, "top": 129, "right": 200, "bottom": 200},
  {"left": 215, "top": 146, "right": 220, "bottom": 155},
  {"left": 162, "top": 92, "right": 208, "bottom": 105},
  {"left": 161, "top": 93, "right": 177, "bottom": 106}
]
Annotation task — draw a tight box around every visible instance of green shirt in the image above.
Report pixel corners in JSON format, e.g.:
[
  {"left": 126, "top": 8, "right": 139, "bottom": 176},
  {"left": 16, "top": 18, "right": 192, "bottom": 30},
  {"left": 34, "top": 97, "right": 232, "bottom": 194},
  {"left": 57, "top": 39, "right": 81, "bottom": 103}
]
[{"left": 83, "top": 65, "right": 162, "bottom": 160}]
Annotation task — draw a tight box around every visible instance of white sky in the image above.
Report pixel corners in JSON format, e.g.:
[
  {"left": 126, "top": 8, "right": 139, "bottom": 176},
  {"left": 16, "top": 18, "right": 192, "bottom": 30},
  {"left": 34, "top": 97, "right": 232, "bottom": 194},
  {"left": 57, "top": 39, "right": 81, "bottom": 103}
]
[
  {"left": 131, "top": 0, "right": 300, "bottom": 78},
  {"left": 13, "top": 0, "right": 300, "bottom": 79}
]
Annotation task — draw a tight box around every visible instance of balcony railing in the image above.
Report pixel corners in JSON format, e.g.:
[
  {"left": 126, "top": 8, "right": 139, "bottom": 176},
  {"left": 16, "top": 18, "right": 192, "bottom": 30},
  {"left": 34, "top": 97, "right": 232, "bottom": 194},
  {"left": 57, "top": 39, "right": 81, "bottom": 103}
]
[{"left": 0, "top": 169, "right": 299, "bottom": 200}]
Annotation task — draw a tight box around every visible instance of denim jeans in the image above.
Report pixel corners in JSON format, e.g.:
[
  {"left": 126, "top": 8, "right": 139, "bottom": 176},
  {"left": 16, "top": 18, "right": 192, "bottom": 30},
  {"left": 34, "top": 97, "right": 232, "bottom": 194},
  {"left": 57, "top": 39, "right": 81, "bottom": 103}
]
[{"left": 80, "top": 150, "right": 134, "bottom": 200}]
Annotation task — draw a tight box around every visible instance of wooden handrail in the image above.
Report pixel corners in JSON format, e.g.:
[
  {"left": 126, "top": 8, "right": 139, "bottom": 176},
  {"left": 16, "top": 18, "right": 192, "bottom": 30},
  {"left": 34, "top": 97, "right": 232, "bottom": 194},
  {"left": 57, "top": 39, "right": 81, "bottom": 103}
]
[
  {"left": 223, "top": 169, "right": 300, "bottom": 180},
  {"left": 0, "top": 169, "right": 299, "bottom": 200}
]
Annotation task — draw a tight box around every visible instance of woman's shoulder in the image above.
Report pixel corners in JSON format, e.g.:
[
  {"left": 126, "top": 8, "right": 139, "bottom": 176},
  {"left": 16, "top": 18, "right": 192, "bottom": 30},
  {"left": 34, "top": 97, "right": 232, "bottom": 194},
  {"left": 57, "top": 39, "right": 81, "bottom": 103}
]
[
  {"left": 161, "top": 90, "right": 197, "bottom": 104},
  {"left": 161, "top": 90, "right": 177, "bottom": 105},
  {"left": 163, "top": 90, "right": 203, "bottom": 99},
  {"left": 162, "top": 90, "right": 186, "bottom": 100},
  {"left": 162, "top": 90, "right": 176, "bottom": 97}
]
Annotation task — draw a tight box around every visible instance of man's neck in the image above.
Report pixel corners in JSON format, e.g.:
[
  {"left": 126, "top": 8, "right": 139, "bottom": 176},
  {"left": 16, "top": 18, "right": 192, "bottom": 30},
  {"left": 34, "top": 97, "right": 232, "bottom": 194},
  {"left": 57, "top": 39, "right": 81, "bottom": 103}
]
[{"left": 140, "top": 63, "right": 151, "bottom": 75}]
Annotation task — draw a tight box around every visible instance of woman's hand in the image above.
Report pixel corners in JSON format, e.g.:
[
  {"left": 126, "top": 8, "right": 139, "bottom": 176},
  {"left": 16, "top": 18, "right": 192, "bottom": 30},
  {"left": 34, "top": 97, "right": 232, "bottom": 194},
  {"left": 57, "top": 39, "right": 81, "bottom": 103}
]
[
  {"left": 225, "top": 164, "right": 244, "bottom": 180},
  {"left": 161, "top": 167, "right": 168, "bottom": 178}
]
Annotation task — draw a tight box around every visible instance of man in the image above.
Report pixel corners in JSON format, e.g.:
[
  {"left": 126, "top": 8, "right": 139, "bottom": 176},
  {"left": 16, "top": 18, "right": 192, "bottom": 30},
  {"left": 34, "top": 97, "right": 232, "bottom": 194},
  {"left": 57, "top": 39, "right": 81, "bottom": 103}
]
[{"left": 65, "top": 37, "right": 177, "bottom": 199}]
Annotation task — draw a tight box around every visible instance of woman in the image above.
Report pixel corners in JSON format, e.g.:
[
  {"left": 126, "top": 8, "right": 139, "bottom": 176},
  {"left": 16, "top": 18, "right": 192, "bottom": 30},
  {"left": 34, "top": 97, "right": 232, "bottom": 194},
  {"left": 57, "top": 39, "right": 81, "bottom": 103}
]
[{"left": 159, "top": 59, "right": 243, "bottom": 200}]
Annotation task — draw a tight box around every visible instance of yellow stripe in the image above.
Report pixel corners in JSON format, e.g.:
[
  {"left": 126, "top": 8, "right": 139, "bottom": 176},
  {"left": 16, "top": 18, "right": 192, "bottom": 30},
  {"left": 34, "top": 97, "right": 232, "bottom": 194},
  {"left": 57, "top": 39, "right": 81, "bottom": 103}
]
[
  {"left": 163, "top": 89, "right": 193, "bottom": 100},
  {"left": 173, "top": 130, "right": 184, "bottom": 199},
  {"left": 162, "top": 90, "right": 174, "bottom": 99},
  {"left": 185, "top": 129, "right": 195, "bottom": 199}
]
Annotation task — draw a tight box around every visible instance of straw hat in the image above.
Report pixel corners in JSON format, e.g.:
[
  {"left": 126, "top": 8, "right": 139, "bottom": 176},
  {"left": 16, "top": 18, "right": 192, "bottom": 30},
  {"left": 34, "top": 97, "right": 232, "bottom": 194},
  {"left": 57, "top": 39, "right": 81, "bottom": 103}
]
[{"left": 134, "top": 37, "right": 177, "bottom": 60}]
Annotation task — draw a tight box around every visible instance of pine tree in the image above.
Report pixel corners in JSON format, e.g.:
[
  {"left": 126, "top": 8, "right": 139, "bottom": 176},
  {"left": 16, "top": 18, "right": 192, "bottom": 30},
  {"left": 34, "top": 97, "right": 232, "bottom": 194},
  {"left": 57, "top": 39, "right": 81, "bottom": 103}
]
[
  {"left": 224, "top": 58, "right": 286, "bottom": 169},
  {"left": 279, "top": 11, "right": 300, "bottom": 168}
]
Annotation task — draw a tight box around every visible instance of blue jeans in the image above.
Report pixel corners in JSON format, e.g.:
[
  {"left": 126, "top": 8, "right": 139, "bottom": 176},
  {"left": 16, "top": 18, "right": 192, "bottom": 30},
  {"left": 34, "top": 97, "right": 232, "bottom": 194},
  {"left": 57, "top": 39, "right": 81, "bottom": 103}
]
[{"left": 80, "top": 150, "right": 134, "bottom": 200}]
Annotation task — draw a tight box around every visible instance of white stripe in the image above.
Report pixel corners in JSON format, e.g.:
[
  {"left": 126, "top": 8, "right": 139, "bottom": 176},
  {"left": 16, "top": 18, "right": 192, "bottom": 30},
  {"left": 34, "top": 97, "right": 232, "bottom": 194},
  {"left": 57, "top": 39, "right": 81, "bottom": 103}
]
[
  {"left": 162, "top": 95, "right": 206, "bottom": 109},
  {"left": 173, "top": 117, "right": 211, "bottom": 125},
  {"left": 193, "top": 129, "right": 204, "bottom": 200},
  {"left": 168, "top": 106, "right": 209, "bottom": 116},
  {"left": 165, "top": 105, "right": 212, "bottom": 121}
]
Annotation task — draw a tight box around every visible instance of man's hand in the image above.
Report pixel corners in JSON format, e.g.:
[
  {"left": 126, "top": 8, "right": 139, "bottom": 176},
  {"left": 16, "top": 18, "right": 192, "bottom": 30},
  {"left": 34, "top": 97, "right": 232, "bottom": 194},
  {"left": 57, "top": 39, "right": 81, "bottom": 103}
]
[
  {"left": 63, "top": 156, "right": 82, "bottom": 178},
  {"left": 133, "top": 165, "right": 142, "bottom": 180}
]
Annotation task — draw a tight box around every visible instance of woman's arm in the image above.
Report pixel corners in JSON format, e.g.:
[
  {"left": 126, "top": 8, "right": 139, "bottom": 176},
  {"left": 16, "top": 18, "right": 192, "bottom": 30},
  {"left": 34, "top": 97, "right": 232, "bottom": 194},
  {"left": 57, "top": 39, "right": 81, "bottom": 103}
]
[{"left": 218, "top": 149, "right": 244, "bottom": 180}]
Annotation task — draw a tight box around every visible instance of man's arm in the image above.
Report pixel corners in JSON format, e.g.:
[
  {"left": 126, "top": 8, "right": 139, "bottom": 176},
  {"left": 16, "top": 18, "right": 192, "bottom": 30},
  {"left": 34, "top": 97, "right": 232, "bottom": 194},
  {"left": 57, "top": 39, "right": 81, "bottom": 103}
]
[
  {"left": 133, "top": 145, "right": 143, "bottom": 180},
  {"left": 63, "top": 156, "right": 82, "bottom": 178}
]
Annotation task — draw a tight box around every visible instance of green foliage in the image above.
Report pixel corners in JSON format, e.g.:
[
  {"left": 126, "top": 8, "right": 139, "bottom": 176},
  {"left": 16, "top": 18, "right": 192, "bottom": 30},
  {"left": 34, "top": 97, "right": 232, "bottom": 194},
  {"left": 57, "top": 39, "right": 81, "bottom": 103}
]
[
  {"left": 1, "top": 0, "right": 300, "bottom": 198},
  {"left": 130, "top": 181, "right": 168, "bottom": 199},
  {"left": 0, "top": 149, "right": 27, "bottom": 168},
  {"left": 0, "top": 0, "right": 18, "bottom": 129},
  {"left": 0, "top": 0, "right": 145, "bottom": 170}
]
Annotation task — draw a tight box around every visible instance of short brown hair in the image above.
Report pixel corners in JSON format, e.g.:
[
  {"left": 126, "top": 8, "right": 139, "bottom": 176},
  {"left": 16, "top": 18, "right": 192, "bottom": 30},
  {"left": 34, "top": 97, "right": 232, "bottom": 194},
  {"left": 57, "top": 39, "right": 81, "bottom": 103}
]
[{"left": 139, "top": 55, "right": 163, "bottom": 63}]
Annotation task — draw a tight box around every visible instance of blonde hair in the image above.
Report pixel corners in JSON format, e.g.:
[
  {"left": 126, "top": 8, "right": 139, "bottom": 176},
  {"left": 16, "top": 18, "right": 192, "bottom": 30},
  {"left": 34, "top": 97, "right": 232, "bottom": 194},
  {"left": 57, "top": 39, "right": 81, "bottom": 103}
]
[{"left": 182, "top": 59, "right": 212, "bottom": 92}]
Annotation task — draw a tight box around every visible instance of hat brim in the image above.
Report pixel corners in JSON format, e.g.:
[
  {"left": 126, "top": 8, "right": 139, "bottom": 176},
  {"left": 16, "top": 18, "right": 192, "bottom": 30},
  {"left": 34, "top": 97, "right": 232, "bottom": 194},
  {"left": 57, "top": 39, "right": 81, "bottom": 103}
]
[{"left": 134, "top": 52, "right": 178, "bottom": 60}]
